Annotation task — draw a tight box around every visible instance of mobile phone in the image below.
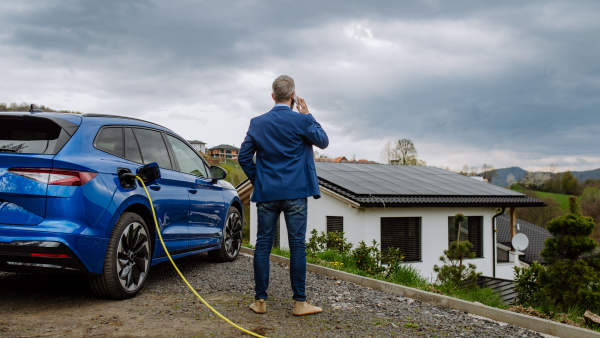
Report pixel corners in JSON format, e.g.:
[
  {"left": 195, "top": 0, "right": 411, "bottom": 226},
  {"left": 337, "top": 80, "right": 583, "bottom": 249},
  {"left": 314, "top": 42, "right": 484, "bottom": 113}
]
[{"left": 292, "top": 94, "right": 300, "bottom": 111}]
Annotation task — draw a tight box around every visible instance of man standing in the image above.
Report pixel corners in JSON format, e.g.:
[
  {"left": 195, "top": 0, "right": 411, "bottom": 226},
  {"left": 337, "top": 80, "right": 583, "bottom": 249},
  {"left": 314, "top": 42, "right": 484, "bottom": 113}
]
[{"left": 238, "top": 75, "right": 328, "bottom": 316}]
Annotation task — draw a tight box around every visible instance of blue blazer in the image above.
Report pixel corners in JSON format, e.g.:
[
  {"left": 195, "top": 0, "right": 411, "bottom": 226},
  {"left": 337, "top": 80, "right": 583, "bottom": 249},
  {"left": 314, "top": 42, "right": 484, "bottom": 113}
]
[{"left": 239, "top": 105, "right": 329, "bottom": 203}]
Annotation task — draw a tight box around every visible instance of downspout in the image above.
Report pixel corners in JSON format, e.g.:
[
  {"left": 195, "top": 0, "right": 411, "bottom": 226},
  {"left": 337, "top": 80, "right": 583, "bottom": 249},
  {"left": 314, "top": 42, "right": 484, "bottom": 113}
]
[{"left": 491, "top": 207, "right": 506, "bottom": 278}]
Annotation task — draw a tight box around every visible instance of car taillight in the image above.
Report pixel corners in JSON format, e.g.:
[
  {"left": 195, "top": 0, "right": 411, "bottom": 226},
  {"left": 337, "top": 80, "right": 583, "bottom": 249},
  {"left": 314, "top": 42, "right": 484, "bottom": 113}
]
[
  {"left": 9, "top": 168, "right": 98, "bottom": 186},
  {"left": 30, "top": 253, "right": 70, "bottom": 258}
]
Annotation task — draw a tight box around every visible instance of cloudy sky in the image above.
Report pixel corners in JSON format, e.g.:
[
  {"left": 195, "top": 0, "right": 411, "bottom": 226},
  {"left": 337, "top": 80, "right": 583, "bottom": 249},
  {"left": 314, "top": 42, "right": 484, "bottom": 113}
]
[{"left": 1, "top": 1, "right": 599, "bottom": 172}]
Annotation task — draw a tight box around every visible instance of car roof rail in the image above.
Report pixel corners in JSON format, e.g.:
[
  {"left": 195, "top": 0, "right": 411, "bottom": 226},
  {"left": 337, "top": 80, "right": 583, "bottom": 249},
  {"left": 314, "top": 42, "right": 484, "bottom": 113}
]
[
  {"left": 82, "top": 113, "right": 171, "bottom": 130},
  {"left": 29, "top": 104, "right": 43, "bottom": 113}
]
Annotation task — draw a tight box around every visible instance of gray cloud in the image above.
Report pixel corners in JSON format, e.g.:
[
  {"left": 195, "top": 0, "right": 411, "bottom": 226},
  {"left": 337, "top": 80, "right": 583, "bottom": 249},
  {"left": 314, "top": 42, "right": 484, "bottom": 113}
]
[{"left": 0, "top": 0, "right": 599, "bottom": 170}]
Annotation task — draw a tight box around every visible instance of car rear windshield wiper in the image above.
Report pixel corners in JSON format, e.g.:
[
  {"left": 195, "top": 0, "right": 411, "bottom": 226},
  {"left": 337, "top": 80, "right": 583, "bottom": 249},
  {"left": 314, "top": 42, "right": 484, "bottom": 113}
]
[{"left": 0, "top": 148, "right": 17, "bottom": 153}]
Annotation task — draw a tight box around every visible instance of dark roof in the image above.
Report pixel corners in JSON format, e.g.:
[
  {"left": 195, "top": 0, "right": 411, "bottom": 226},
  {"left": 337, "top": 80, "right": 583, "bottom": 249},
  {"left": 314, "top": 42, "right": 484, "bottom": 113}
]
[
  {"left": 208, "top": 144, "right": 239, "bottom": 151},
  {"left": 188, "top": 140, "right": 206, "bottom": 144},
  {"left": 315, "top": 163, "right": 545, "bottom": 207},
  {"left": 496, "top": 214, "right": 551, "bottom": 264}
]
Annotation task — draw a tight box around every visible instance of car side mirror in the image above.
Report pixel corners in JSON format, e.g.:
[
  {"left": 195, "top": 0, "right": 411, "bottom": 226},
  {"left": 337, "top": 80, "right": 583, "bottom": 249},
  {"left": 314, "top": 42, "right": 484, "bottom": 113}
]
[
  {"left": 137, "top": 162, "right": 161, "bottom": 184},
  {"left": 210, "top": 166, "right": 227, "bottom": 183}
]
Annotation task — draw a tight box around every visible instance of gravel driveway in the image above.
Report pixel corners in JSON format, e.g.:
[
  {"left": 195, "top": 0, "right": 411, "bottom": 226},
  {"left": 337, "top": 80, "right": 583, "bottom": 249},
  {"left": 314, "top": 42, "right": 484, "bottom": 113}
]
[{"left": 0, "top": 252, "right": 549, "bottom": 337}]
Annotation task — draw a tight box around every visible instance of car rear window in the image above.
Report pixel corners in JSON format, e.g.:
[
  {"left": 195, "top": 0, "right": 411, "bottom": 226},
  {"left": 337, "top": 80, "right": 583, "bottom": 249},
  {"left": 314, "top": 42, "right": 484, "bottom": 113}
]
[
  {"left": 0, "top": 117, "right": 63, "bottom": 154},
  {"left": 95, "top": 127, "right": 124, "bottom": 157}
]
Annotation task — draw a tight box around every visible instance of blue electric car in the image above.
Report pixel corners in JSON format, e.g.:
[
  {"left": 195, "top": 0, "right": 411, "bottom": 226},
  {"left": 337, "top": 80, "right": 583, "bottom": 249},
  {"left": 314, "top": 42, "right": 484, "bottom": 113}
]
[{"left": 0, "top": 107, "right": 243, "bottom": 299}]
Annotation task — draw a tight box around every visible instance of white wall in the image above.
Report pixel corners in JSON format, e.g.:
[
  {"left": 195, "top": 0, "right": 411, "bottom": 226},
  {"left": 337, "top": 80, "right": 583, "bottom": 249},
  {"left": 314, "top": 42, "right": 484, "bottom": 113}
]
[
  {"left": 249, "top": 193, "right": 499, "bottom": 280},
  {"left": 496, "top": 252, "right": 527, "bottom": 280}
]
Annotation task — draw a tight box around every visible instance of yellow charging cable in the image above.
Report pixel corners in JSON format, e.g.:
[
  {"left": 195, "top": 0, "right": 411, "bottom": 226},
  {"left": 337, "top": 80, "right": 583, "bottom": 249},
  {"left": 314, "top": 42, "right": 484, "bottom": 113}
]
[{"left": 136, "top": 176, "right": 266, "bottom": 338}]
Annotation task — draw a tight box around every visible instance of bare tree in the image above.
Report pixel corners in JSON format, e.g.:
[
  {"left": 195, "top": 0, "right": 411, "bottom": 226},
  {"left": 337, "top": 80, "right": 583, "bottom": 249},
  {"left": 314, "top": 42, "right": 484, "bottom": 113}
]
[
  {"left": 395, "top": 138, "right": 418, "bottom": 165},
  {"left": 469, "top": 166, "right": 478, "bottom": 177},
  {"left": 480, "top": 163, "right": 499, "bottom": 183},
  {"left": 382, "top": 138, "right": 426, "bottom": 166},
  {"left": 380, "top": 140, "right": 397, "bottom": 164},
  {"left": 459, "top": 164, "right": 469, "bottom": 176}
]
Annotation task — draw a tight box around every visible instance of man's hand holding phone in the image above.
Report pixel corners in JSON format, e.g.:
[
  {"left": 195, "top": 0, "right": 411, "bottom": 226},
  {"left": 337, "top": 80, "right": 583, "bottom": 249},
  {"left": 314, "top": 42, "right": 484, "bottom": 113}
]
[{"left": 294, "top": 94, "right": 309, "bottom": 115}]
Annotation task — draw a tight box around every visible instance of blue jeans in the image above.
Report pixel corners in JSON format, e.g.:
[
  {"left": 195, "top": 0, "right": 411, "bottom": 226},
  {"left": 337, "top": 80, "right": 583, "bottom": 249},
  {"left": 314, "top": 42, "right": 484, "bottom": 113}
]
[{"left": 254, "top": 198, "right": 307, "bottom": 302}]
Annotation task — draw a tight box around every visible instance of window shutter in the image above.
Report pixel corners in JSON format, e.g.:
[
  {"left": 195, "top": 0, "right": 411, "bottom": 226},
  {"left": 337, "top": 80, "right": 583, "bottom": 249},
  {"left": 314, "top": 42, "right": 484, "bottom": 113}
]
[
  {"left": 447, "top": 216, "right": 483, "bottom": 258},
  {"left": 380, "top": 217, "right": 421, "bottom": 262},
  {"left": 326, "top": 216, "right": 343, "bottom": 233}
]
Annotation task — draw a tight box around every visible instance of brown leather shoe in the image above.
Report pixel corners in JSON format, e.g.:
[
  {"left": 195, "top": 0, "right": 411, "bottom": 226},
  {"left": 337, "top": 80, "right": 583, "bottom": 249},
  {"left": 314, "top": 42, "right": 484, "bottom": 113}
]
[
  {"left": 249, "top": 299, "right": 266, "bottom": 314},
  {"left": 293, "top": 300, "right": 322, "bottom": 316}
]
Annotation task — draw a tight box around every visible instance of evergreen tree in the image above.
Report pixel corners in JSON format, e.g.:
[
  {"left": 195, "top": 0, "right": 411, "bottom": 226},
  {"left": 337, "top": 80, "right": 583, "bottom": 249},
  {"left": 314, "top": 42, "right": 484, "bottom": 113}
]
[
  {"left": 434, "top": 213, "right": 480, "bottom": 289},
  {"left": 539, "top": 196, "right": 600, "bottom": 308}
]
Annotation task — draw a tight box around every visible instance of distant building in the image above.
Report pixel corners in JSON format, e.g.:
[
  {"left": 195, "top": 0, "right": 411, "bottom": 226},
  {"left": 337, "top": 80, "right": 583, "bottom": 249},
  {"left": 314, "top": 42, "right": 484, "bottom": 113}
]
[
  {"left": 314, "top": 156, "right": 378, "bottom": 164},
  {"left": 188, "top": 140, "right": 206, "bottom": 154},
  {"left": 208, "top": 144, "right": 240, "bottom": 160}
]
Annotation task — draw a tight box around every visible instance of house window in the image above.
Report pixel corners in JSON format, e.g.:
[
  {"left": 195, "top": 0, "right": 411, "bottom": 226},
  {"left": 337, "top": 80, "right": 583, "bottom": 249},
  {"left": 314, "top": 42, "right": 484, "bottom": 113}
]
[
  {"left": 326, "top": 216, "right": 343, "bottom": 234},
  {"left": 448, "top": 216, "right": 484, "bottom": 258},
  {"left": 380, "top": 217, "right": 421, "bottom": 262},
  {"left": 497, "top": 247, "right": 509, "bottom": 263}
]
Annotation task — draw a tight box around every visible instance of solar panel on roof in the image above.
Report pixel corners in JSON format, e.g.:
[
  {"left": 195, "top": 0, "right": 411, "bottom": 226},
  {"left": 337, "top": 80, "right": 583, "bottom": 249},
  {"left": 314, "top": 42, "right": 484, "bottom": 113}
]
[{"left": 315, "top": 162, "right": 524, "bottom": 197}]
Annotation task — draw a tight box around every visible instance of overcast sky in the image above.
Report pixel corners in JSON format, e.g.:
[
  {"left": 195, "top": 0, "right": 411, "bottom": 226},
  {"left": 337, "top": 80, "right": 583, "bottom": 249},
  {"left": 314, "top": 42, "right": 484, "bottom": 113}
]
[{"left": 1, "top": 1, "right": 599, "bottom": 172}]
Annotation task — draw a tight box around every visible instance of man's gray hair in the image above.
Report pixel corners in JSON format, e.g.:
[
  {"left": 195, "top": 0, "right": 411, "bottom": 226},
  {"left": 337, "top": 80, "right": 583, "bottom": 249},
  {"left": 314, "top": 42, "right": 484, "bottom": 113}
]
[{"left": 272, "top": 75, "right": 295, "bottom": 102}]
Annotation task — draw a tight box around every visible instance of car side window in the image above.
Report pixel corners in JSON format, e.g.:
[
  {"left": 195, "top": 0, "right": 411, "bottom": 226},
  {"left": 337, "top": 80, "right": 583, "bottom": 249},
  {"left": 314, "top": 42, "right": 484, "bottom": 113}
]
[
  {"left": 95, "top": 127, "right": 123, "bottom": 157},
  {"left": 166, "top": 135, "right": 208, "bottom": 178},
  {"left": 124, "top": 128, "right": 143, "bottom": 163},
  {"left": 132, "top": 128, "right": 172, "bottom": 169}
]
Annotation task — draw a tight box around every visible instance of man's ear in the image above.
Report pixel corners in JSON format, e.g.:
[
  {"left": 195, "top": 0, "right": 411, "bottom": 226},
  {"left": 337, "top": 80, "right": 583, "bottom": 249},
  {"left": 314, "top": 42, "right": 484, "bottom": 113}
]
[{"left": 272, "top": 93, "right": 276, "bottom": 101}]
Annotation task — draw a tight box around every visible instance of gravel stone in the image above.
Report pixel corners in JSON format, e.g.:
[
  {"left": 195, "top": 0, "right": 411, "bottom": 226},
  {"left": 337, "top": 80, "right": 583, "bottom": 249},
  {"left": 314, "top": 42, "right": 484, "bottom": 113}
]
[{"left": 0, "top": 252, "right": 551, "bottom": 337}]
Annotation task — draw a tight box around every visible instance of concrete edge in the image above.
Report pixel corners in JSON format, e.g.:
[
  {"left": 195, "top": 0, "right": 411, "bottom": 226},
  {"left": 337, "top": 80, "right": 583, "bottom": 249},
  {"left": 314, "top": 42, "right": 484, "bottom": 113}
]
[{"left": 240, "top": 246, "right": 599, "bottom": 338}]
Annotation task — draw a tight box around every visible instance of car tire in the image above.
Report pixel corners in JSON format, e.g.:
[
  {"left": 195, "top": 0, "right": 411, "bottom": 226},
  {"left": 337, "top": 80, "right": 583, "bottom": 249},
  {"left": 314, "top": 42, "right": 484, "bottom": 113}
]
[
  {"left": 88, "top": 212, "right": 152, "bottom": 299},
  {"left": 208, "top": 207, "right": 242, "bottom": 262}
]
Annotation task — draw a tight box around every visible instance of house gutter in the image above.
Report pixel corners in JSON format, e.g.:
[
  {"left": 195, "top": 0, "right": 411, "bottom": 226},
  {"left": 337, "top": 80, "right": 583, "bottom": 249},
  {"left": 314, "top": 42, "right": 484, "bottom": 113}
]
[{"left": 492, "top": 207, "right": 506, "bottom": 278}]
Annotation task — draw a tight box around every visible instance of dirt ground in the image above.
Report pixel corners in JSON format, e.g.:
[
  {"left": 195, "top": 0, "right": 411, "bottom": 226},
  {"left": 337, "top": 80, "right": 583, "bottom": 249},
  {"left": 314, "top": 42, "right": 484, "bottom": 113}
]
[{"left": 0, "top": 274, "right": 253, "bottom": 337}]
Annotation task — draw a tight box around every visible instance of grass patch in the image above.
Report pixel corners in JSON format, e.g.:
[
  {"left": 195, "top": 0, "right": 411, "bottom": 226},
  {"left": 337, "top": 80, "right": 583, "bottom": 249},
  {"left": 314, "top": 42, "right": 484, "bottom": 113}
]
[{"left": 510, "top": 184, "right": 571, "bottom": 211}]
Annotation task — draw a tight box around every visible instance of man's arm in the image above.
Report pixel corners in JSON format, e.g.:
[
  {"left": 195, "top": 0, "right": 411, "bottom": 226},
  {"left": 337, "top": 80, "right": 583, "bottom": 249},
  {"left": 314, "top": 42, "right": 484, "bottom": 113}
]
[
  {"left": 296, "top": 97, "right": 329, "bottom": 149},
  {"left": 238, "top": 123, "right": 257, "bottom": 185},
  {"left": 303, "top": 114, "right": 329, "bottom": 149}
]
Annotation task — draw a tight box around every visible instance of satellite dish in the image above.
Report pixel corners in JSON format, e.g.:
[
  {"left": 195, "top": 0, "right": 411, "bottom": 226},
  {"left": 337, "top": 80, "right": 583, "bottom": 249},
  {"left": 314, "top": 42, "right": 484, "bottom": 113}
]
[{"left": 512, "top": 233, "right": 529, "bottom": 251}]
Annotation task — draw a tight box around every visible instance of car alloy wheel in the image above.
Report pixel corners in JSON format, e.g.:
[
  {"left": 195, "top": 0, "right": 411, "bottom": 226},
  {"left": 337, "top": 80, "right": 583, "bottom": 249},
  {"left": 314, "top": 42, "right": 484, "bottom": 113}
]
[
  {"left": 116, "top": 221, "right": 150, "bottom": 291},
  {"left": 224, "top": 211, "right": 242, "bottom": 258}
]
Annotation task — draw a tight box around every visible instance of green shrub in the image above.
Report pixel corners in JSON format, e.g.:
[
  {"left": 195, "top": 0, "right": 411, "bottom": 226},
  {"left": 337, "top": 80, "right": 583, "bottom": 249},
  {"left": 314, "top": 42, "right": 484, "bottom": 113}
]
[
  {"left": 306, "top": 229, "right": 353, "bottom": 253},
  {"left": 352, "top": 240, "right": 386, "bottom": 275},
  {"left": 349, "top": 240, "right": 404, "bottom": 278},
  {"left": 539, "top": 197, "right": 600, "bottom": 309},
  {"left": 514, "top": 261, "right": 544, "bottom": 306}
]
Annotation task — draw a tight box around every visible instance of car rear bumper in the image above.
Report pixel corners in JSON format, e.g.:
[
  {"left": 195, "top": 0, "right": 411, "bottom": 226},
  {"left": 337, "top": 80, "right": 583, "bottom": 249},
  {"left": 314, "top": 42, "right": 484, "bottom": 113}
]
[
  {"left": 0, "top": 241, "right": 88, "bottom": 274},
  {"left": 0, "top": 228, "right": 108, "bottom": 274}
]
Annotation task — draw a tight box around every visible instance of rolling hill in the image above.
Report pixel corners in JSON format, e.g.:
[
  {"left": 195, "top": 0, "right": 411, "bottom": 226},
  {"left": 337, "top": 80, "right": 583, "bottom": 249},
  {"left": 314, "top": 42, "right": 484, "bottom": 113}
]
[
  {"left": 489, "top": 167, "right": 600, "bottom": 187},
  {"left": 489, "top": 167, "right": 528, "bottom": 187}
]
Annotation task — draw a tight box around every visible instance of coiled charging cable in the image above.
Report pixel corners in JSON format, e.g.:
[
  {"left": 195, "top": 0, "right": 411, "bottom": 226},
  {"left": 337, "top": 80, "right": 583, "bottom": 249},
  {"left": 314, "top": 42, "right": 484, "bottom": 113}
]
[{"left": 136, "top": 176, "right": 266, "bottom": 338}]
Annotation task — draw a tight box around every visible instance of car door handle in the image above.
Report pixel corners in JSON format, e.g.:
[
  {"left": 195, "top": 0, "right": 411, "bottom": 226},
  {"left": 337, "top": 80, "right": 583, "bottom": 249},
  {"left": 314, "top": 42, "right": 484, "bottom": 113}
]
[
  {"left": 149, "top": 184, "right": 161, "bottom": 191},
  {"left": 189, "top": 188, "right": 198, "bottom": 194}
]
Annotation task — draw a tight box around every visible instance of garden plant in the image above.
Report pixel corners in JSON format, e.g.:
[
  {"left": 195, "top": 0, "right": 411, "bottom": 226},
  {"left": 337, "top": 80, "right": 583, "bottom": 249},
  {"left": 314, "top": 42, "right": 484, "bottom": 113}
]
[
  {"left": 434, "top": 213, "right": 481, "bottom": 290},
  {"left": 514, "top": 196, "right": 600, "bottom": 330}
]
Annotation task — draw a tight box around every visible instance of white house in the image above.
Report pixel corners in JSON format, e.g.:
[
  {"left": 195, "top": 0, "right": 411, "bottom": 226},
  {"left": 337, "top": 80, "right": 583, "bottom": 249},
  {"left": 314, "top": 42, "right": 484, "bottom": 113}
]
[
  {"left": 236, "top": 163, "right": 545, "bottom": 281},
  {"left": 188, "top": 140, "right": 206, "bottom": 154}
]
